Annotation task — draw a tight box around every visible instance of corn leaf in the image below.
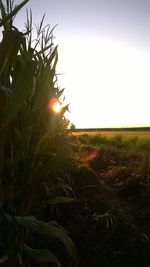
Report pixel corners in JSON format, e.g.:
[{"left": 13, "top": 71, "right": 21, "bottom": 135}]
[
  {"left": 34, "top": 131, "right": 51, "bottom": 155},
  {"left": 0, "top": 256, "right": 8, "bottom": 263},
  {"left": 0, "top": 85, "right": 11, "bottom": 126},
  {"left": 48, "top": 196, "right": 75, "bottom": 205},
  {"left": 15, "top": 216, "right": 78, "bottom": 261},
  {"left": 1, "top": 213, "right": 78, "bottom": 262},
  {"left": 21, "top": 245, "right": 61, "bottom": 266},
  {"left": 5, "top": 59, "right": 36, "bottom": 125},
  {"left": 60, "top": 104, "right": 70, "bottom": 116},
  {"left": 0, "top": 30, "right": 22, "bottom": 74},
  {"left": 0, "top": 1, "right": 7, "bottom": 23},
  {"left": 0, "top": 0, "right": 29, "bottom": 27},
  {"left": 56, "top": 88, "right": 64, "bottom": 98},
  {"left": 34, "top": 43, "right": 53, "bottom": 57},
  {"left": 47, "top": 45, "right": 58, "bottom": 66},
  {"left": 52, "top": 48, "right": 58, "bottom": 71}
]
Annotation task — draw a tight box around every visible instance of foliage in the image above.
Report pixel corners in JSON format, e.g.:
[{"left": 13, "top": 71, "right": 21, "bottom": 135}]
[
  {"left": 70, "top": 123, "right": 76, "bottom": 130},
  {"left": 78, "top": 133, "right": 150, "bottom": 155},
  {"left": 57, "top": 133, "right": 150, "bottom": 267},
  {"left": 1, "top": 1, "right": 150, "bottom": 266},
  {"left": 0, "top": 1, "right": 77, "bottom": 266}
]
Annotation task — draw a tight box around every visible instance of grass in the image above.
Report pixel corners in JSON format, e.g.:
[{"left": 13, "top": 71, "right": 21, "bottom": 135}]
[
  {"left": 57, "top": 133, "right": 150, "bottom": 267},
  {"left": 75, "top": 131, "right": 150, "bottom": 153},
  {"left": 73, "top": 130, "right": 150, "bottom": 139}
]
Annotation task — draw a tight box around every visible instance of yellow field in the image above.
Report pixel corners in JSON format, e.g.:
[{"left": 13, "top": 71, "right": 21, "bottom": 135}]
[{"left": 73, "top": 130, "right": 150, "bottom": 139}]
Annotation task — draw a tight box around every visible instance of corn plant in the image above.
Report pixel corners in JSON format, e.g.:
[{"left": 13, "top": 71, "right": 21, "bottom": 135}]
[{"left": 0, "top": 0, "right": 77, "bottom": 266}]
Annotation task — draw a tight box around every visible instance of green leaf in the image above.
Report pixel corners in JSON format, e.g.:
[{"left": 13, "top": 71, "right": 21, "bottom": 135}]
[
  {"left": 47, "top": 45, "right": 58, "bottom": 67},
  {"left": 15, "top": 216, "right": 78, "bottom": 261},
  {"left": 52, "top": 48, "right": 58, "bottom": 71},
  {"left": 0, "top": 0, "right": 29, "bottom": 28},
  {"left": 1, "top": 214, "right": 77, "bottom": 262},
  {"left": 0, "top": 256, "right": 8, "bottom": 263},
  {"left": 34, "top": 131, "right": 51, "bottom": 155},
  {"left": 34, "top": 43, "right": 53, "bottom": 57},
  {"left": 0, "top": 1, "right": 7, "bottom": 27},
  {"left": 56, "top": 88, "right": 64, "bottom": 98},
  {"left": 0, "top": 212, "right": 12, "bottom": 224},
  {"left": 60, "top": 104, "right": 70, "bottom": 116},
  {"left": 48, "top": 196, "right": 75, "bottom": 205},
  {"left": 0, "top": 85, "right": 11, "bottom": 126},
  {"left": 5, "top": 59, "right": 36, "bottom": 126},
  {"left": 21, "top": 245, "right": 61, "bottom": 266},
  {"left": 0, "top": 30, "right": 22, "bottom": 74}
]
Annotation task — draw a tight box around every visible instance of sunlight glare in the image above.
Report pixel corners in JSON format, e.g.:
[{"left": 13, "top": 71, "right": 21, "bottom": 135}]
[
  {"left": 53, "top": 102, "right": 61, "bottom": 113},
  {"left": 49, "top": 98, "right": 61, "bottom": 113},
  {"left": 57, "top": 37, "right": 150, "bottom": 128}
]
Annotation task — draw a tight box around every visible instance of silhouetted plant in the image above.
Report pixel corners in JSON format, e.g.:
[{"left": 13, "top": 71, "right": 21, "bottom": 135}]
[{"left": 0, "top": 1, "right": 78, "bottom": 266}]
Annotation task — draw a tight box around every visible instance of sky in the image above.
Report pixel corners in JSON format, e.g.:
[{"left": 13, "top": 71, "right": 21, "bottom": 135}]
[{"left": 8, "top": 0, "right": 150, "bottom": 127}]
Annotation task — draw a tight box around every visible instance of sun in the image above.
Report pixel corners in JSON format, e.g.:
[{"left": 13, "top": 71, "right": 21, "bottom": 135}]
[
  {"left": 53, "top": 101, "right": 61, "bottom": 113},
  {"left": 48, "top": 98, "right": 61, "bottom": 113}
]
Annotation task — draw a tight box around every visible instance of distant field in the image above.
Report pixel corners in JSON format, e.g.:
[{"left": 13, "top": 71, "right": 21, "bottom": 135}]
[{"left": 72, "top": 130, "right": 150, "bottom": 139}]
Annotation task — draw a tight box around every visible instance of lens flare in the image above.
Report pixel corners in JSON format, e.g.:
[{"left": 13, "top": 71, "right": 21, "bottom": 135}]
[{"left": 48, "top": 98, "right": 61, "bottom": 113}]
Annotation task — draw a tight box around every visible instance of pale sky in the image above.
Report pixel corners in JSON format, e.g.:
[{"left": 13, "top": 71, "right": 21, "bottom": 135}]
[{"left": 11, "top": 1, "right": 150, "bottom": 127}]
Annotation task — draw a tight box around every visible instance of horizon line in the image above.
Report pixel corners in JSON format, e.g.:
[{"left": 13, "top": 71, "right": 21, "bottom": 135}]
[{"left": 72, "top": 126, "right": 150, "bottom": 132}]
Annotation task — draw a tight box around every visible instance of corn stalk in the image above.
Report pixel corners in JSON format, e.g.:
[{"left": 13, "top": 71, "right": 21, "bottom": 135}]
[{"left": 0, "top": 1, "right": 77, "bottom": 266}]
